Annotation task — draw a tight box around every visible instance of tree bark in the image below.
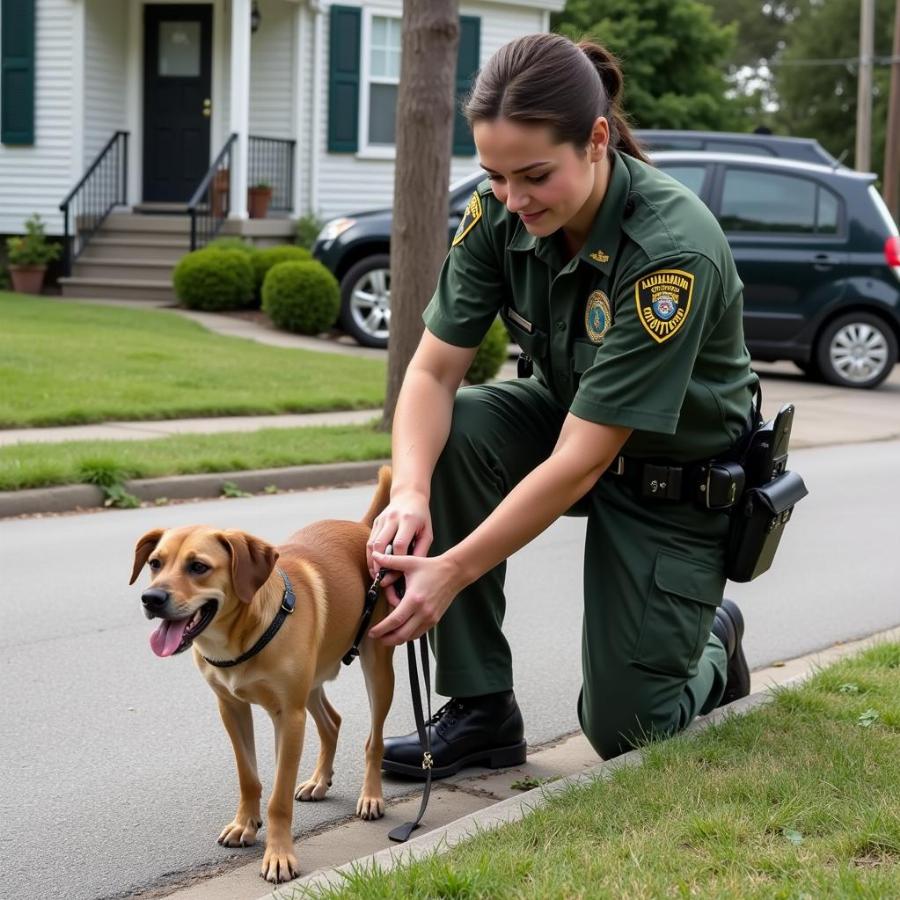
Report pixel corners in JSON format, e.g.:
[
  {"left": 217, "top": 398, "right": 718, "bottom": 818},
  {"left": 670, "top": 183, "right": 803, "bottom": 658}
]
[{"left": 381, "top": 0, "right": 460, "bottom": 431}]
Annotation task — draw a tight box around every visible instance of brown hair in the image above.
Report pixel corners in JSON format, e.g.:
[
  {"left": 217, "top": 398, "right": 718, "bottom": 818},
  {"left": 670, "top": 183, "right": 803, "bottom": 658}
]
[{"left": 464, "top": 33, "right": 648, "bottom": 163}]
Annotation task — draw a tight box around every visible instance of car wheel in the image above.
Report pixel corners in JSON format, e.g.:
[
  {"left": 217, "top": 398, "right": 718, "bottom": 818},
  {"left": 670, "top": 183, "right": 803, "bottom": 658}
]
[
  {"left": 339, "top": 254, "right": 391, "bottom": 348},
  {"left": 795, "top": 359, "right": 823, "bottom": 381},
  {"left": 815, "top": 312, "right": 898, "bottom": 389}
]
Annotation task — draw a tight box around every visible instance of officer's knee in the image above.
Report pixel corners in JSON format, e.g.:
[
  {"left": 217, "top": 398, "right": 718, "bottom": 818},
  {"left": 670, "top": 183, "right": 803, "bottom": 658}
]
[
  {"left": 579, "top": 690, "right": 671, "bottom": 760},
  {"left": 581, "top": 714, "right": 640, "bottom": 760}
]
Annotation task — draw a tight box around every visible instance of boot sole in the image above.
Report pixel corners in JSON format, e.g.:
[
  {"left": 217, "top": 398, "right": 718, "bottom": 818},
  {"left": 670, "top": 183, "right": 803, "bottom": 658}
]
[
  {"left": 381, "top": 739, "right": 527, "bottom": 781},
  {"left": 721, "top": 598, "right": 751, "bottom": 704}
]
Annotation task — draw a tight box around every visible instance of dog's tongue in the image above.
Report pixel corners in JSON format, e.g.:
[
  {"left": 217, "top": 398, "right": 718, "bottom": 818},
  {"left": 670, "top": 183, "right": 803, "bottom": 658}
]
[{"left": 150, "top": 618, "right": 191, "bottom": 657}]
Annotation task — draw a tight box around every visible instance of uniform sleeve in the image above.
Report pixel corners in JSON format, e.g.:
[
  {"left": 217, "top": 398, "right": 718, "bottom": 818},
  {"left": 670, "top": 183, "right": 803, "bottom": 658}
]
[
  {"left": 570, "top": 253, "right": 726, "bottom": 433},
  {"left": 422, "top": 192, "right": 506, "bottom": 348}
]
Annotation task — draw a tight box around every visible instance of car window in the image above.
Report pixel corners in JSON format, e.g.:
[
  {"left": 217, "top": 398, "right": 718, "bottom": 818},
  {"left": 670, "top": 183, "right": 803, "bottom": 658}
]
[
  {"left": 658, "top": 165, "right": 708, "bottom": 197},
  {"left": 642, "top": 137, "right": 704, "bottom": 151},
  {"left": 703, "top": 140, "right": 775, "bottom": 157},
  {"left": 719, "top": 168, "right": 840, "bottom": 235}
]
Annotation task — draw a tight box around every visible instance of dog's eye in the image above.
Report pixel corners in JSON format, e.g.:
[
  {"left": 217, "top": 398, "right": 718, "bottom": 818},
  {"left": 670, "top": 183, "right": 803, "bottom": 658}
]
[
  {"left": 189, "top": 561, "right": 210, "bottom": 575},
  {"left": 148, "top": 558, "right": 161, "bottom": 570}
]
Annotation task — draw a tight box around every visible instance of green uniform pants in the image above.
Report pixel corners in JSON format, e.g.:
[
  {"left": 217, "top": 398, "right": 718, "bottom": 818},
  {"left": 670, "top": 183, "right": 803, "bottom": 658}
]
[{"left": 429, "top": 378, "right": 730, "bottom": 759}]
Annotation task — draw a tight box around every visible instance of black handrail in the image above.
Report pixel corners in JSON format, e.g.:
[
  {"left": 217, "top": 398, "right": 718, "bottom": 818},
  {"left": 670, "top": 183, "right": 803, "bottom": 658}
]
[
  {"left": 248, "top": 136, "right": 296, "bottom": 213},
  {"left": 188, "top": 133, "right": 238, "bottom": 250},
  {"left": 59, "top": 131, "right": 129, "bottom": 276}
]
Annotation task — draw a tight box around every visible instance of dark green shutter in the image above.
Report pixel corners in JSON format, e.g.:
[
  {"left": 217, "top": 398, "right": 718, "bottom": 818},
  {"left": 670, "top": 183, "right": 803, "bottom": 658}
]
[
  {"left": 328, "top": 5, "right": 361, "bottom": 153},
  {"left": 452, "top": 16, "right": 480, "bottom": 156},
  {"left": 1, "top": 0, "right": 35, "bottom": 145}
]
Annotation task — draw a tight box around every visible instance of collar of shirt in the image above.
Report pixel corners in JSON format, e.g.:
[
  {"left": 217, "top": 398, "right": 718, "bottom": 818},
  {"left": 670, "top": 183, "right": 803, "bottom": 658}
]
[{"left": 505, "top": 151, "right": 631, "bottom": 275}]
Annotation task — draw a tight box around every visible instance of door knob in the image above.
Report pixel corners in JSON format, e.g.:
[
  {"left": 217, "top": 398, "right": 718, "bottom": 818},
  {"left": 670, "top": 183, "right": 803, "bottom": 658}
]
[{"left": 202, "top": 98, "right": 211, "bottom": 117}]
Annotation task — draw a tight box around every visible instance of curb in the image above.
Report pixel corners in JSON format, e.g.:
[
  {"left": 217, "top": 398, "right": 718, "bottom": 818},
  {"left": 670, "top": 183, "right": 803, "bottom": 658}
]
[{"left": 0, "top": 459, "right": 389, "bottom": 518}]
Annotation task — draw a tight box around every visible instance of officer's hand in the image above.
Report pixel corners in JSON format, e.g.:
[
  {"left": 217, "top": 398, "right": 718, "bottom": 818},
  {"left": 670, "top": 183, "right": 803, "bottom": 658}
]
[
  {"left": 366, "top": 489, "right": 433, "bottom": 599},
  {"left": 367, "top": 551, "right": 463, "bottom": 645}
]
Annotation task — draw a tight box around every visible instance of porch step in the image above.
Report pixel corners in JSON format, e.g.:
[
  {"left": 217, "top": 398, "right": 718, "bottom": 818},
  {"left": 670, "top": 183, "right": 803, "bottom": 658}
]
[
  {"left": 103, "top": 212, "right": 194, "bottom": 234},
  {"left": 59, "top": 276, "right": 177, "bottom": 303},
  {"left": 72, "top": 258, "right": 178, "bottom": 281},
  {"left": 88, "top": 237, "right": 189, "bottom": 261}
]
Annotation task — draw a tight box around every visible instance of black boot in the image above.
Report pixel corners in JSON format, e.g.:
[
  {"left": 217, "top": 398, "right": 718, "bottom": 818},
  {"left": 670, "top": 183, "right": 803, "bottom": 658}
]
[
  {"left": 712, "top": 598, "right": 751, "bottom": 706},
  {"left": 381, "top": 690, "right": 526, "bottom": 780}
]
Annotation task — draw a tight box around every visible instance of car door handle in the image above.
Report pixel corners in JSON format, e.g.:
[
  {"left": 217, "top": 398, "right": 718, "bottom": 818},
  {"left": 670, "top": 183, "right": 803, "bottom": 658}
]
[{"left": 812, "top": 252, "right": 839, "bottom": 271}]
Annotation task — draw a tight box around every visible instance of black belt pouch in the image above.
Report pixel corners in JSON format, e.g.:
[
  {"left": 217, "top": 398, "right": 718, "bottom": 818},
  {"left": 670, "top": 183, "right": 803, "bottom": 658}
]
[{"left": 726, "top": 470, "right": 808, "bottom": 583}]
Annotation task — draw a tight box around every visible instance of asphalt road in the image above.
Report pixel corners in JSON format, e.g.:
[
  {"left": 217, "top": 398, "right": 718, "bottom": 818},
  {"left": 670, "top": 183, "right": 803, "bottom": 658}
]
[{"left": 2, "top": 439, "right": 899, "bottom": 899}]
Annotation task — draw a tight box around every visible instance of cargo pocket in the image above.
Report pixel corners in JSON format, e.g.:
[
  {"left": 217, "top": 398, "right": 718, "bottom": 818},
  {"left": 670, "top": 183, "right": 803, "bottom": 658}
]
[
  {"left": 631, "top": 549, "right": 725, "bottom": 678},
  {"left": 502, "top": 307, "right": 548, "bottom": 361}
]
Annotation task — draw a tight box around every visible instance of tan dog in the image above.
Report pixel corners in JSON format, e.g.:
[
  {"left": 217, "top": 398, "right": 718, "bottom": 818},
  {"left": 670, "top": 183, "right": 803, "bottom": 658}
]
[{"left": 129, "top": 468, "right": 394, "bottom": 883}]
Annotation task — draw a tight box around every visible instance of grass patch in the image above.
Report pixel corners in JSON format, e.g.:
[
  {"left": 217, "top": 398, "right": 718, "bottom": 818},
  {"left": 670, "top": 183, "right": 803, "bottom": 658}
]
[
  {"left": 297, "top": 644, "right": 900, "bottom": 899},
  {"left": 0, "top": 293, "right": 384, "bottom": 426},
  {"left": 0, "top": 424, "right": 390, "bottom": 490}
]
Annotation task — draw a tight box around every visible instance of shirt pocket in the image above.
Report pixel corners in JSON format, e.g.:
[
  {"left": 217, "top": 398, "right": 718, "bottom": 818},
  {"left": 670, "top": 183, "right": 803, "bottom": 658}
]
[
  {"left": 631, "top": 549, "right": 725, "bottom": 678},
  {"left": 502, "top": 306, "right": 548, "bottom": 360},
  {"left": 572, "top": 339, "right": 599, "bottom": 376}
]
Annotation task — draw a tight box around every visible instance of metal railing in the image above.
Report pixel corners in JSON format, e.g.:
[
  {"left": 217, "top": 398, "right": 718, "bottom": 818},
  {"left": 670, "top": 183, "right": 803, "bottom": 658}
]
[
  {"left": 188, "top": 133, "right": 238, "bottom": 250},
  {"left": 59, "top": 131, "right": 129, "bottom": 277},
  {"left": 248, "top": 135, "right": 295, "bottom": 212}
]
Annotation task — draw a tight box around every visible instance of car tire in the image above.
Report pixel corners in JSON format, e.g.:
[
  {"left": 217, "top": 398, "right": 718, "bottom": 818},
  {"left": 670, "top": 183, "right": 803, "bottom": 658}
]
[
  {"left": 814, "top": 312, "right": 898, "bottom": 389},
  {"left": 338, "top": 254, "right": 391, "bottom": 349},
  {"left": 795, "top": 359, "right": 823, "bottom": 381}
]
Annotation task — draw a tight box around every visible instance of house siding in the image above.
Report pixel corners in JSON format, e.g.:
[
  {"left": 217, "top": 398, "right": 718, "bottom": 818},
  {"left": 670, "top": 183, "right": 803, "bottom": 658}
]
[
  {"left": 309, "top": 0, "right": 545, "bottom": 221},
  {"left": 0, "top": 0, "right": 75, "bottom": 235},
  {"left": 84, "top": 0, "right": 128, "bottom": 164},
  {"left": 249, "top": 0, "right": 294, "bottom": 139}
]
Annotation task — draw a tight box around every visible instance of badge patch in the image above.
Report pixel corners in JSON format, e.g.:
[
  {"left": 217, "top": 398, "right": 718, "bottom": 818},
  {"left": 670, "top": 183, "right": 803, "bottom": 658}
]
[
  {"left": 452, "top": 192, "right": 483, "bottom": 247},
  {"left": 585, "top": 290, "right": 612, "bottom": 344},
  {"left": 589, "top": 249, "right": 610, "bottom": 264},
  {"left": 634, "top": 269, "right": 694, "bottom": 343}
]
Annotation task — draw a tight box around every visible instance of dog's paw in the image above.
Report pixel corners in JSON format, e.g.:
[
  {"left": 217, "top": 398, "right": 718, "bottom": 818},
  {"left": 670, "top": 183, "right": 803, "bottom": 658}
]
[
  {"left": 217, "top": 817, "right": 261, "bottom": 848},
  {"left": 295, "top": 774, "right": 332, "bottom": 802},
  {"left": 356, "top": 794, "right": 385, "bottom": 820},
  {"left": 260, "top": 843, "right": 300, "bottom": 883}
]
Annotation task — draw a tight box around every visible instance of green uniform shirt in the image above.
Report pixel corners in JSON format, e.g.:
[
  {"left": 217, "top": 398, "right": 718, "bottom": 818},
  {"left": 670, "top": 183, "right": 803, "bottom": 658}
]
[{"left": 423, "top": 151, "right": 758, "bottom": 461}]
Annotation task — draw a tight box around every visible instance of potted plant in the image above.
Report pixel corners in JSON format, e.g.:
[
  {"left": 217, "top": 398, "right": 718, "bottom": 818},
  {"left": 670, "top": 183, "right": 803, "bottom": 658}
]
[
  {"left": 6, "top": 214, "right": 62, "bottom": 294},
  {"left": 248, "top": 181, "right": 273, "bottom": 219}
]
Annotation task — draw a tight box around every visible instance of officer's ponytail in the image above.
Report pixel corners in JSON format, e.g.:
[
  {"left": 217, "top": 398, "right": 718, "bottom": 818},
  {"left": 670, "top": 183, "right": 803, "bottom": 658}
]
[{"left": 464, "top": 33, "right": 650, "bottom": 164}]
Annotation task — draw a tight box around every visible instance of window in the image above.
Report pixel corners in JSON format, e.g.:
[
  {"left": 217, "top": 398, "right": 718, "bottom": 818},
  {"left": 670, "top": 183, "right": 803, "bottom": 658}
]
[
  {"left": 363, "top": 14, "right": 402, "bottom": 148},
  {"left": 719, "top": 169, "right": 841, "bottom": 235},
  {"left": 658, "top": 165, "right": 708, "bottom": 198},
  {"left": 703, "top": 140, "right": 774, "bottom": 157}
]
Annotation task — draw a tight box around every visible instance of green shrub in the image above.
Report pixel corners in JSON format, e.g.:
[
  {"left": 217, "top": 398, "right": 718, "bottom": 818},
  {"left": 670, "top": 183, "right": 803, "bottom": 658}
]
[
  {"left": 172, "top": 248, "right": 254, "bottom": 311},
  {"left": 208, "top": 236, "right": 257, "bottom": 257},
  {"left": 466, "top": 318, "right": 509, "bottom": 385},
  {"left": 295, "top": 213, "right": 326, "bottom": 250},
  {"left": 262, "top": 260, "right": 340, "bottom": 335},
  {"left": 6, "top": 214, "right": 62, "bottom": 266},
  {"left": 252, "top": 245, "right": 313, "bottom": 293}
]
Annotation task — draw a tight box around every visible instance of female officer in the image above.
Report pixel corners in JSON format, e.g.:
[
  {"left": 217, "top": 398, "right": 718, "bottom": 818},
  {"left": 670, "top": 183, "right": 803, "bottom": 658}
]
[{"left": 366, "top": 32, "right": 757, "bottom": 775}]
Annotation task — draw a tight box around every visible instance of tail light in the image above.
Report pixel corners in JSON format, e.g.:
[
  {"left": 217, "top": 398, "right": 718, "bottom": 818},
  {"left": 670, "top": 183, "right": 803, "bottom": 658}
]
[{"left": 886, "top": 236, "right": 900, "bottom": 281}]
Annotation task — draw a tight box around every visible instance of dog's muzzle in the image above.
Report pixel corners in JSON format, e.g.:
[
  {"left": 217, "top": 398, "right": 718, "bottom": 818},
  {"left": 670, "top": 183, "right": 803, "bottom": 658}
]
[{"left": 142, "top": 588, "right": 170, "bottom": 619}]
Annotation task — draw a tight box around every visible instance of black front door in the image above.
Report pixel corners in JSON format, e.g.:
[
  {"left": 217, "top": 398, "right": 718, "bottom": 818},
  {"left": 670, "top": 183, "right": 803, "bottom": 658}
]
[{"left": 143, "top": 5, "right": 213, "bottom": 202}]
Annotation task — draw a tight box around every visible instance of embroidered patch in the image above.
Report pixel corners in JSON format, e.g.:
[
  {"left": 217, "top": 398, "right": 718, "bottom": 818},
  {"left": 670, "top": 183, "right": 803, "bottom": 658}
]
[
  {"left": 589, "top": 249, "right": 609, "bottom": 264},
  {"left": 634, "top": 269, "right": 694, "bottom": 344},
  {"left": 452, "top": 192, "right": 483, "bottom": 247},
  {"left": 585, "top": 290, "right": 612, "bottom": 344}
]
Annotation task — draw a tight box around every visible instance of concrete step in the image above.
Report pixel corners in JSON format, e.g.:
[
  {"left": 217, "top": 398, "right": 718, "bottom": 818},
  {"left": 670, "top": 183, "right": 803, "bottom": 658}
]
[
  {"left": 72, "top": 258, "right": 176, "bottom": 281},
  {"left": 88, "top": 236, "right": 189, "bottom": 261},
  {"left": 102, "top": 212, "right": 194, "bottom": 234},
  {"left": 59, "top": 276, "right": 177, "bottom": 303}
]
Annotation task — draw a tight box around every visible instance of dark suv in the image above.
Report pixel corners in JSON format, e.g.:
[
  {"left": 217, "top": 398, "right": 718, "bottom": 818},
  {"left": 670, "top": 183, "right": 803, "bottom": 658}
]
[{"left": 314, "top": 144, "right": 900, "bottom": 389}]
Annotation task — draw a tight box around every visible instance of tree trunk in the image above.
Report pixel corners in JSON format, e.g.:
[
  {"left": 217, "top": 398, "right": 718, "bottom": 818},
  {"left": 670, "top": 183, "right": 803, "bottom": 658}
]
[{"left": 381, "top": 0, "right": 460, "bottom": 431}]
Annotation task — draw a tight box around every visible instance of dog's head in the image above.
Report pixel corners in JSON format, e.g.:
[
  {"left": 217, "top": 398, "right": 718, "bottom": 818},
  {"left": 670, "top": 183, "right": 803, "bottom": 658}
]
[{"left": 130, "top": 526, "right": 279, "bottom": 658}]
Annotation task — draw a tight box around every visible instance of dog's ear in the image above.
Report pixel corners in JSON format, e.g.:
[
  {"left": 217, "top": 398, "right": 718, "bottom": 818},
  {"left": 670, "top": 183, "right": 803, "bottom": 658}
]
[
  {"left": 218, "top": 531, "right": 279, "bottom": 604},
  {"left": 130, "top": 528, "right": 165, "bottom": 584}
]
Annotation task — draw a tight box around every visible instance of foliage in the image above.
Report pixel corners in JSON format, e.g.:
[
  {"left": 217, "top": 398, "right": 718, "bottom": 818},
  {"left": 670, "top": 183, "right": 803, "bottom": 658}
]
[
  {"left": 172, "top": 248, "right": 255, "bottom": 311},
  {"left": 208, "top": 236, "right": 257, "bottom": 257},
  {"left": 552, "top": 0, "right": 741, "bottom": 130},
  {"left": 6, "top": 214, "right": 62, "bottom": 267},
  {"left": 261, "top": 260, "right": 340, "bottom": 335},
  {"left": 466, "top": 318, "right": 509, "bottom": 385},
  {"left": 295, "top": 212, "right": 327, "bottom": 250},
  {"left": 252, "top": 245, "right": 313, "bottom": 292}
]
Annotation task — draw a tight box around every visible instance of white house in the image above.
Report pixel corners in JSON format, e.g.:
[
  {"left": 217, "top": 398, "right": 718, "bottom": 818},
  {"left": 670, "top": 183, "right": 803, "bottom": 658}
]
[{"left": 0, "top": 0, "right": 563, "bottom": 242}]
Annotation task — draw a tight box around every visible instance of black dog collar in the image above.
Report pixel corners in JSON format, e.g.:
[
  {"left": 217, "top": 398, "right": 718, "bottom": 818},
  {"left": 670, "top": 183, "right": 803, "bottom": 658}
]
[{"left": 202, "top": 568, "right": 295, "bottom": 669}]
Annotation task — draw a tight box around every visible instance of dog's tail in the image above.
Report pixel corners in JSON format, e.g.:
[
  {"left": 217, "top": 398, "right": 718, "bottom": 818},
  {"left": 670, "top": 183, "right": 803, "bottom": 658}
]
[{"left": 361, "top": 465, "right": 392, "bottom": 528}]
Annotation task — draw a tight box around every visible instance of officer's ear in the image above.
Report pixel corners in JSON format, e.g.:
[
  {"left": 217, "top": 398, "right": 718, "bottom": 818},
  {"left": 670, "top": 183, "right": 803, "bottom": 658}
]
[{"left": 589, "top": 117, "right": 609, "bottom": 162}]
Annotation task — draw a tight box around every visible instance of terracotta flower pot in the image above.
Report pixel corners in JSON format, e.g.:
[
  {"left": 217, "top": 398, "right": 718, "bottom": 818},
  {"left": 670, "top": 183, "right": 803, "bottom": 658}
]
[
  {"left": 9, "top": 264, "right": 47, "bottom": 295},
  {"left": 211, "top": 168, "right": 230, "bottom": 219},
  {"left": 248, "top": 186, "right": 273, "bottom": 219}
]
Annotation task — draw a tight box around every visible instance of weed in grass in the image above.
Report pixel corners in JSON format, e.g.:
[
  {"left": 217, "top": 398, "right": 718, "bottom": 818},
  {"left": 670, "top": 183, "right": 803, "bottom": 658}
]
[
  {"left": 858, "top": 709, "right": 880, "bottom": 727},
  {"left": 221, "top": 481, "right": 252, "bottom": 498},
  {"left": 264, "top": 484, "right": 279, "bottom": 494},
  {"left": 78, "top": 458, "right": 132, "bottom": 487},
  {"left": 102, "top": 484, "right": 140, "bottom": 509},
  {"left": 510, "top": 776, "right": 557, "bottom": 791},
  {"left": 838, "top": 683, "right": 860, "bottom": 694}
]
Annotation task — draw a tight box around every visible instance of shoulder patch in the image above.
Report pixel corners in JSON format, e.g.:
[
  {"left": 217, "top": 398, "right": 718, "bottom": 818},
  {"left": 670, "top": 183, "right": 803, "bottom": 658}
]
[
  {"left": 452, "top": 192, "right": 483, "bottom": 247},
  {"left": 634, "top": 268, "right": 694, "bottom": 343}
]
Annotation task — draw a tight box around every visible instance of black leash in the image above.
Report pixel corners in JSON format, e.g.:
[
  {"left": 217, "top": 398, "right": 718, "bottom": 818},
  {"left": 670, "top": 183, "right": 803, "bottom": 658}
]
[{"left": 202, "top": 568, "right": 295, "bottom": 668}]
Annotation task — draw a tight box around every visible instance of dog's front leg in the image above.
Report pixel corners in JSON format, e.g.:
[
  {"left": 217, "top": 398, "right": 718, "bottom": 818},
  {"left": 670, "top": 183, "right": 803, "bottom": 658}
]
[
  {"left": 261, "top": 706, "right": 306, "bottom": 883},
  {"left": 215, "top": 694, "right": 263, "bottom": 848}
]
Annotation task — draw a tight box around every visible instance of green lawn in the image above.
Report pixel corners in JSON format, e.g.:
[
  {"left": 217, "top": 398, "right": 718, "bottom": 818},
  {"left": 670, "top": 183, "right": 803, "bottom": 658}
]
[
  {"left": 0, "top": 423, "right": 391, "bottom": 490},
  {"left": 0, "top": 293, "right": 385, "bottom": 427},
  {"left": 303, "top": 644, "right": 900, "bottom": 899}
]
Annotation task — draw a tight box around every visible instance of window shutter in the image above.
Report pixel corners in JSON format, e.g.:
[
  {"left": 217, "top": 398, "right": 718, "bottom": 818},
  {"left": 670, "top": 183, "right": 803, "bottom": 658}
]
[
  {"left": 328, "top": 5, "right": 361, "bottom": 153},
  {"left": 1, "top": 0, "right": 36, "bottom": 145},
  {"left": 452, "top": 16, "right": 480, "bottom": 157}
]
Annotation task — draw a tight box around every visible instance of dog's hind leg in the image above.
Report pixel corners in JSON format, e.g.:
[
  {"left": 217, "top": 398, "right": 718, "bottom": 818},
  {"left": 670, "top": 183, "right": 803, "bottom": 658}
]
[
  {"left": 294, "top": 685, "right": 341, "bottom": 802},
  {"left": 356, "top": 638, "right": 395, "bottom": 820},
  {"left": 215, "top": 694, "right": 263, "bottom": 849}
]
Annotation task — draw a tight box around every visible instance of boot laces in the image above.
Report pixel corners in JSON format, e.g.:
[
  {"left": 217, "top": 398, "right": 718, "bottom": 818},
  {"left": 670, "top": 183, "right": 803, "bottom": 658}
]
[{"left": 427, "top": 698, "right": 465, "bottom": 727}]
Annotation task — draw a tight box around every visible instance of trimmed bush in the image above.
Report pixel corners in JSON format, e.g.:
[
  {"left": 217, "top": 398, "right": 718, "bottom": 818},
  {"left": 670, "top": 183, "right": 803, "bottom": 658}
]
[
  {"left": 262, "top": 260, "right": 340, "bottom": 335},
  {"left": 252, "top": 245, "right": 313, "bottom": 293},
  {"left": 208, "top": 236, "right": 257, "bottom": 257},
  {"left": 466, "top": 318, "right": 509, "bottom": 385},
  {"left": 172, "top": 248, "right": 255, "bottom": 311}
]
